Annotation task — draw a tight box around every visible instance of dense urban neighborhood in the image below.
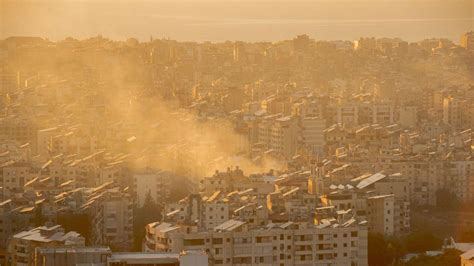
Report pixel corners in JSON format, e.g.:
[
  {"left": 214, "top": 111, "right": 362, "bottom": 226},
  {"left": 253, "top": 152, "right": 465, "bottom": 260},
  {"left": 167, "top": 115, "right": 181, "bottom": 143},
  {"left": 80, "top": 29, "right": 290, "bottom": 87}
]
[{"left": 0, "top": 31, "right": 474, "bottom": 265}]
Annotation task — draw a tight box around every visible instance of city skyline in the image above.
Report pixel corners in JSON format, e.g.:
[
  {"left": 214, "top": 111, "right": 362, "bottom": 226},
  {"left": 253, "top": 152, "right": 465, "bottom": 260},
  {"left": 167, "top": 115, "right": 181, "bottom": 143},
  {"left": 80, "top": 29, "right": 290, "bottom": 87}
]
[{"left": 1, "top": 1, "right": 474, "bottom": 266}]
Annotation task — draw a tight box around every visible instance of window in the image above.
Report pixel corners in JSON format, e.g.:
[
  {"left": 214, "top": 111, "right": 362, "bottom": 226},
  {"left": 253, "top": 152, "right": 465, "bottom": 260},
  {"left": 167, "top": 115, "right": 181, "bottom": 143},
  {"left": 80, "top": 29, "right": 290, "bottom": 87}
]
[
  {"left": 212, "top": 238, "right": 223, "bottom": 244},
  {"left": 184, "top": 239, "right": 205, "bottom": 246},
  {"left": 351, "top": 231, "right": 358, "bottom": 237}
]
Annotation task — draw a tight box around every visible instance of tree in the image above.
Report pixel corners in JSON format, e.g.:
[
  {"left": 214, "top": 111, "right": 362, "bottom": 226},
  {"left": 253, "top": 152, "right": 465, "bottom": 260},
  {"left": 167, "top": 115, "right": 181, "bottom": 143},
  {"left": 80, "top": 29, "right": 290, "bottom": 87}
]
[
  {"left": 57, "top": 212, "right": 92, "bottom": 244},
  {"left": 404, "top": 231, "right": 443, "bottom": 253},
  {"left": 132, "top": 190, "right": 162, "bottom": 251},
  {"left": 33, "top": 204, "right": 45, "bottom": 227},
  {"left": 368, "top": 233, "right": 395, "bottom": 266},
  {"left": 403, "top": 249, "right": 461, "bottom": 266}
]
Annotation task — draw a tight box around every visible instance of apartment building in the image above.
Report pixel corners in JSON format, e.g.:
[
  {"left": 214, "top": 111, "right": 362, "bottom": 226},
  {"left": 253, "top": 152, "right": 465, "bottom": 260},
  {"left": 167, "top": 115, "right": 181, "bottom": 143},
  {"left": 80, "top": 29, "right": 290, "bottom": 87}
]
[
  {"left": 299, "top": 117, "right": 326, "bottom": 155},
  {"left": 146, "top": 218, "right": 368, "bottom": 266},
  {"left": 443, "top": 96, "right": 465, "bottom": 130},
  {"left": 87, "top": 188, "right": 133, "bottom": 251},
  {"left": 35, "top": 247, "right": 112, "bottom": 266},
  {"left": 7, "top": 225, "right": 84, "bottom": 266},
  {"left": 133, "top": 168, "right": 172, "bottom": 207},
  {"left": 270, "top": 116, "right": 299, "bottom": 158},
  {"left": 366, "top": 195, "right": 396, "bottom": 236},
  {"left": 35, "top": 247, "right": 208, "bottom": 266}
]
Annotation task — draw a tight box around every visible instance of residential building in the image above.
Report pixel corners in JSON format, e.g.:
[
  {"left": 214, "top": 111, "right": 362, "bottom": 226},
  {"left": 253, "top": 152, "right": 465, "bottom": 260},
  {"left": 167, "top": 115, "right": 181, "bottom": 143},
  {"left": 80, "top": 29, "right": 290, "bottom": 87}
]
[{"left": 7, "top": 225, "right": 84, "bottom": 266}]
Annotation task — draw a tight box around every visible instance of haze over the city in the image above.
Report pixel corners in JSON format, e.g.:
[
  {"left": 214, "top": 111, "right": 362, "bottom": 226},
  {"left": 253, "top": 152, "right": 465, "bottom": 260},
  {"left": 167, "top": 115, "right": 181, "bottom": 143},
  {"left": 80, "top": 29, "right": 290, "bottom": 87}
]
[
  {"left": 2, "top": 0, "right": 473, "bottom": 41},
  {"left": 1, "top": 1, "right": 474, "bottom": 266}
]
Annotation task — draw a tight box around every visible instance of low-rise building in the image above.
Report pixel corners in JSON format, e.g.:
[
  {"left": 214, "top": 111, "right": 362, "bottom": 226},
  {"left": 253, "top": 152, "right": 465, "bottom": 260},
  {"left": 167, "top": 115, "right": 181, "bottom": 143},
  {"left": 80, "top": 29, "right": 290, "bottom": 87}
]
[{"left": 7, "top": 225, "right": 85, "bottom": 266}]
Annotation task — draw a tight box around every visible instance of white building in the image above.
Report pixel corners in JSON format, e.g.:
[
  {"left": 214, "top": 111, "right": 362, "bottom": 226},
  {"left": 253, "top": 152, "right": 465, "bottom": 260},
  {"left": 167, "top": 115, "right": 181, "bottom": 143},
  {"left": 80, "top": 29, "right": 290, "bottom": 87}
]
[
  {"left": 145, "top": 218, "right": 368, "bottom": 266},
  {"left": 133, "top": 169, "right": 172, "bottom": 207}
]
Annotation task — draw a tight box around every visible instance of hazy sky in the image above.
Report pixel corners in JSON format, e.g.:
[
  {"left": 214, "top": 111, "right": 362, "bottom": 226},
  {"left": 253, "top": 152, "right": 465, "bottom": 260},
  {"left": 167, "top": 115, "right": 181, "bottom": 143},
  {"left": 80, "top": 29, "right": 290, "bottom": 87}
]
[{"left": 1, "top": 0, "right": 473, "bottom": 42}]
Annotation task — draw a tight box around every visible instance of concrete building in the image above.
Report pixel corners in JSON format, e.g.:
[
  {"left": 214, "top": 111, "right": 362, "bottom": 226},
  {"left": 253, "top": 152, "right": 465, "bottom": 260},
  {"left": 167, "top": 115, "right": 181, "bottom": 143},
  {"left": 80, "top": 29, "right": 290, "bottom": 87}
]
[
  {"left": 7, "top": 225, "right": 84, "bottom": 266},
  {"left": 36, "top": 128, "right": 58, "bottom": 158},
  {"left": 146, "top": 218, "right": 368, "bottom": 266},
  {"left": 299, "top": 117, "right": 326, "bottom": 155},
  {"left": 88, "top": 188, "right": 134, "bottom": 251},
  {"left": 36, "top": 246, "right": 112, "bottom": 266},
  {"left": 133, "top": 169, "right": 172, "bottom": 207},
  {"left": 108, "top": 251, "right": 208, "bottom": 266},
  {"left": 270, "top": 116, "right": 299, "bottom": 158},
  {"left": 366, "top": 195, "right": 395, "bottom": 236},
  {"left": 35, "top": 247, "right": 208, "bottom": 266}
]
